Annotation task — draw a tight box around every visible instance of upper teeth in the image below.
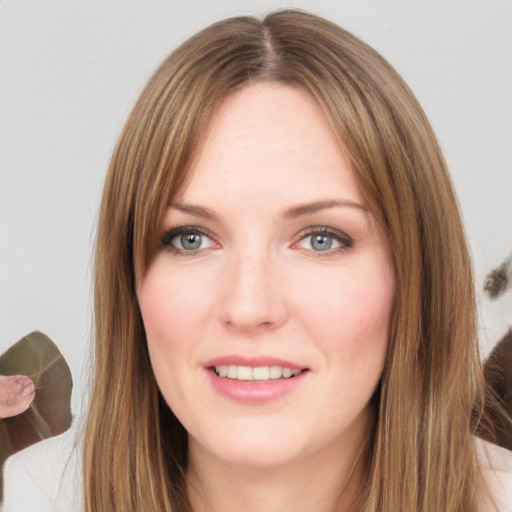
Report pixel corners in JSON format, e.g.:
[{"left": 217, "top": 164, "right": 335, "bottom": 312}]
[{"left": 214, "top": 365, "right": 302, "bottom": 381}]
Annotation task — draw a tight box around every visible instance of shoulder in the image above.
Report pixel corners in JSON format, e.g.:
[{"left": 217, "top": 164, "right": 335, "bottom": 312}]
[
  {"left": 2, "top": 426, "right": 83, "bottom": 512},
  {"left": 476, "top": 438, "right": 512, "bottom": 512}
]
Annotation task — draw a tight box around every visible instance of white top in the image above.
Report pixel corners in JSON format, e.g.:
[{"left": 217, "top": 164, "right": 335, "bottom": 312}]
[
  {"left": 477, "top": 437, "right": 512, "bottom": 512},
  {"left": 2, "top": 428, "right": 82, "bottom": 512},
  {"left": 2, "top": 431, "right": 512, "bottom": 511}
]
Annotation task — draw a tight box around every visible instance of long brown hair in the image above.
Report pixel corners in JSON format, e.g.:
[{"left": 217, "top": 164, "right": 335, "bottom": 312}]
[{"left": 84, "top": 10, "right": 502, "bottom": 511}]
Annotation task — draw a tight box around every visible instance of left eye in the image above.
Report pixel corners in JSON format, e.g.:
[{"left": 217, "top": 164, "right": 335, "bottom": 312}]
[
  {"left": 306, "top": 233, "right": 336, "bottom": 251},
  {"left": 296, "top": 229, "right": 353, "bottom": 253}
]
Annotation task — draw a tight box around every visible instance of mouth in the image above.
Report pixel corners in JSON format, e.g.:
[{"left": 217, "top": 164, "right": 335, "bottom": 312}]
[
  {"left": 210, "top": 365, "right": 307, "bottom": 382},
  {"left": 205, "top": 358, "right": 309, "bottom": 403}
]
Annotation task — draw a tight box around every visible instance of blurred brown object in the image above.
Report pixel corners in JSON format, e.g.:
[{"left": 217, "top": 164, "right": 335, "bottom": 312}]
[
  {"left": 484, "top": 253, "right": 511, "bottom": 299},
  {"left": 0, "top": 331, "right": 73, "bottom": 501},
  {"left": 483, "top": 329, "right": 512, "bottom": 450}
]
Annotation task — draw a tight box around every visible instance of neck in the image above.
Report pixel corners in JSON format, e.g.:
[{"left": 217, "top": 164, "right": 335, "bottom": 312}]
[{"left": 186, "top": 414, "right": 370, "bottom": 512}]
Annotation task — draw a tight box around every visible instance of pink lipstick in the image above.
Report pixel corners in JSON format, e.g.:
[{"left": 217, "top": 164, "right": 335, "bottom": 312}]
[{"left": 204, "top": 356, "right": 309, "bottom": 404}]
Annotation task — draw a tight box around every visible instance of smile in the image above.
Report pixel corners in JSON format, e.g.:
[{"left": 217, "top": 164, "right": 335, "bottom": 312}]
[{"left": 212, "top": 365, "right": 304, "bottom": 381}]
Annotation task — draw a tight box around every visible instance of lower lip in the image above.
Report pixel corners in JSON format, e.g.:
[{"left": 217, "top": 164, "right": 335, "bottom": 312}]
[{"left": 206, "top": 369, "right": 307, "bottom": 404}]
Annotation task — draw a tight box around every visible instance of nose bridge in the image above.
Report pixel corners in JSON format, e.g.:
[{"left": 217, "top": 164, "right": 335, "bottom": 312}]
[{"left": 219, "top": 238, "right": 286, "bottom": 330}]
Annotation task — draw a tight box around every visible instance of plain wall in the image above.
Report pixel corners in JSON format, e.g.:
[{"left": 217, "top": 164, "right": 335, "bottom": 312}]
[{"left": 1, "top": 0, "right": 511, "bottom": 417}]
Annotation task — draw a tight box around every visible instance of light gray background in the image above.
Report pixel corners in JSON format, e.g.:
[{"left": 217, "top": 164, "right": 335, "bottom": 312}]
[{"left": 1, "top": 0, "right": 511, "bottom": 417}]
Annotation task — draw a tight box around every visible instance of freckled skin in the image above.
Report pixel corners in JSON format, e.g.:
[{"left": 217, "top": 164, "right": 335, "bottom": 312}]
[{"left": 137, "top": 83, "right": 395, "bottom": 471}]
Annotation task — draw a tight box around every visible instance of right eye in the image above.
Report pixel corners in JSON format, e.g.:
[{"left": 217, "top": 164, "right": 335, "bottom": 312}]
[{"left": 160, "top": 227, "right": 215, "bottom": 254}]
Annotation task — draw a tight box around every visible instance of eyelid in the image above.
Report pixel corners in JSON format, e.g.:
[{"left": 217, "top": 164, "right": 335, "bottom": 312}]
[
  {"left": 160, "top": 225, "right": 218, "bottom": 254},
  {"left": 293, "top": 226, "right": 354, "bottom": 254},
  {"left": 160, "top": 224, "right": 354, "bottom": 257}
]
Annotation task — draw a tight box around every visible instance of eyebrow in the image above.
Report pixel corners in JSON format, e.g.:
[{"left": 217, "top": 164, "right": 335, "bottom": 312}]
[
  {"left": 282, "top": 199, "right": 367, "bottom": 219},
  {"left": 170, "top": 199, "right": 366, "bottom": 220},
  {"left": 170, "top": 203, "right": 220, "bottom": 220}
]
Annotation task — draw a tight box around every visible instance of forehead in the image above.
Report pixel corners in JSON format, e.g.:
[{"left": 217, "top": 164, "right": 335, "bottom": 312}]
[{"left": 175, "top": 82, "right": 364, "bottom": 208}]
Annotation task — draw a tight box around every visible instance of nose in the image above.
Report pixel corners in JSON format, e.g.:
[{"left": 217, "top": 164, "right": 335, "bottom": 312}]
[{"left": 218, "top": 248, "right": 288, "bottom": 333}]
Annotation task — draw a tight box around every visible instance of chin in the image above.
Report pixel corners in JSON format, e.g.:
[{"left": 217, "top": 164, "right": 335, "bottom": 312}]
[
  {"left": 199, "top": 438, "right": 306, "bottom": 469},
  {"left": 188, "top": 414, "right": 343, "bottom": 471}
]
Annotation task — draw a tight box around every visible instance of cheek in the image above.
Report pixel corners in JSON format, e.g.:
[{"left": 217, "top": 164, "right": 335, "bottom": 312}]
[
  {"left": 293, "top": 259, "right": 394, "bottom": 375},
  {"left": 137, "top": 264, "right": 210, "bottom": 407},
  {"left": 301, "top": 264, "right": 393, "bottom": 335},
  {"left": 138, "top": 262, "right": 216, "bottom": 346}
]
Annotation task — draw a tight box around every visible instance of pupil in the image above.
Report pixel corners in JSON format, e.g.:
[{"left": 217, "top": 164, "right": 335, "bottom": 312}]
[
  {"left": 311, "top": 234, "right": 332, "bottom": 251},
  {"left": 181, "top": 233, "right": 202, "bottom": 250}
]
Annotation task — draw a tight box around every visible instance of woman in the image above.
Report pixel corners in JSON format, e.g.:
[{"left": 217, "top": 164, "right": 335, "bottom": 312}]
[{"left": 3, "top": 9, "right": 511, "bottom": 512}]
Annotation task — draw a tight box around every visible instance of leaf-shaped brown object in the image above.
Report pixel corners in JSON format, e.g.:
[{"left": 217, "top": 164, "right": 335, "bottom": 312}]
[{"left": 0, "top": 331, "right": 73, "bottom": 501}]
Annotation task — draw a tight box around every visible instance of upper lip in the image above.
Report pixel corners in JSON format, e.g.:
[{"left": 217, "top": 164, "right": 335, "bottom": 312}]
[{"left": 203, "top": 355, "right": 308, "bottom": 370}]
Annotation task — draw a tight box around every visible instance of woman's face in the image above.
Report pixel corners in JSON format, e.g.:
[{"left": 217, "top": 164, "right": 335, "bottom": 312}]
[{"left": 137, "top": 83, "right": 395, "bottom": 469}]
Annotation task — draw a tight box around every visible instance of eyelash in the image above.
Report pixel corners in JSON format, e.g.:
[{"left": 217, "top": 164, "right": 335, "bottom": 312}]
[
  {"left": 295, "top": 227, "right": 354, "bottom": 256},
  {"left": 160, "top": 226, "right": 354, "bottom": 257},
  {"left": 160, "top": 226, "right": 216, "bottom": 257}
]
